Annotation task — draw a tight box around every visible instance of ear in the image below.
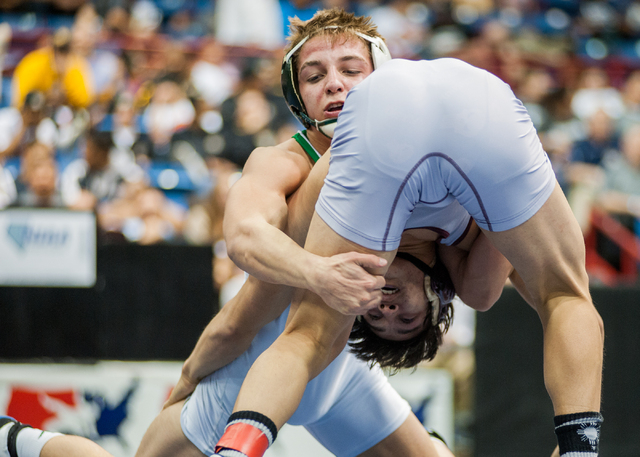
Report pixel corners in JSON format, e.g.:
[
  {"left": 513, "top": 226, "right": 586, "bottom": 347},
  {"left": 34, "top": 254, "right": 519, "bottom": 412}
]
[{"left": 424, "top": 275, "right": 441, "bottom": 326}]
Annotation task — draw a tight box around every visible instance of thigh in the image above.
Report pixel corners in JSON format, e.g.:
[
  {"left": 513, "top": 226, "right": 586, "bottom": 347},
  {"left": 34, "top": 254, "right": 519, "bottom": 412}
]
[
  {"left": 357, "top": 414, "right": 449, "bottom": 457},
  {"left": 481, "top": 182, "right": 591, "bottom": 312},
  {"left": 135, "top": 401, "right": 205, "bottom": 457},
  {"left": 303, "top": 362, "right": 410, "bottom": 457}
]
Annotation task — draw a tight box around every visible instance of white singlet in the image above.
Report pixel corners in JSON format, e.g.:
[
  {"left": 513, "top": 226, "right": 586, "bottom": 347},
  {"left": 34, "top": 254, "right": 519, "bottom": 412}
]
[
  {"left": 317, "top": 58, "right": 556, "bottom": 251},
  {"left": 180, "top": 306, "right": 411, "bottom": 457}
]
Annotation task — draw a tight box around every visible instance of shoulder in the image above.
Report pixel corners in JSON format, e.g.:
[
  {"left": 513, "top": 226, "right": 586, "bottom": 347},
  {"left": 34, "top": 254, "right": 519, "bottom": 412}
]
[
  {"left": 244, "top": 139, "right": 312, "bottom": 174},
  {"left": 18, "top": 47, "right": 51, "bottom": 67},
  {"left": 238, "top": 139, "right": 314, "bottom": 193}
]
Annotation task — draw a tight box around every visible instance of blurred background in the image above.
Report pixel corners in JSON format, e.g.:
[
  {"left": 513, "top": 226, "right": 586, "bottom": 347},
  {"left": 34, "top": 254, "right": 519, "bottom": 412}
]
[{"left": 0, "top": 1, "right": 639, "bottom": 456}]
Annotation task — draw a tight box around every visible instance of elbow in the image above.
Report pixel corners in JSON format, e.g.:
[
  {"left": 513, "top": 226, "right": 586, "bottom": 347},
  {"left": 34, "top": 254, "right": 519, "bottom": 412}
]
[
  {"left": 458, "top": 288, "right": 502, "bottom": 312},
  {"left": 224, "top": 221, "right": 253, "bottom": 269}
]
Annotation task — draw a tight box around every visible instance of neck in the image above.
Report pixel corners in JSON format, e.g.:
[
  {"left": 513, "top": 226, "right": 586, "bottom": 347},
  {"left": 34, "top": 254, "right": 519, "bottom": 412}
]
[
  {"left": 397, "top": 231, "right": 438, "bottom": 268},
  {"left": 305, "top": 128, "right": 332, "bottom": 155}
]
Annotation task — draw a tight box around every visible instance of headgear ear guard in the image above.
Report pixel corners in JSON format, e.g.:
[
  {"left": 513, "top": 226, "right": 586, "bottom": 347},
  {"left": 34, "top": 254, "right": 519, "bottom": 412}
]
[
  {"left": 281, "top": 28, "right": 392, "bottom": 138},
  {"left": 394, "top": 252, "right": 456, "bottom": 327}
]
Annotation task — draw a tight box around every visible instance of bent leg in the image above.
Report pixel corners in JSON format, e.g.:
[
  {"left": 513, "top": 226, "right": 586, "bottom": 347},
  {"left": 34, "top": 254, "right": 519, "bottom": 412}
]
[
  {"left": 482, "top": 183, "right": 603, "bottom": 415},
  {"left": 135, "top": 401, "right": 205, "bottom": 457},
  {"left": 357, "top": 414, "right": 454, "bottom": 457},
  {"left": 233, "top": 293, "right": 355, "bottom": 428},
  {"left": 41, "top": 436, "right": 114, "bottom": 457}
]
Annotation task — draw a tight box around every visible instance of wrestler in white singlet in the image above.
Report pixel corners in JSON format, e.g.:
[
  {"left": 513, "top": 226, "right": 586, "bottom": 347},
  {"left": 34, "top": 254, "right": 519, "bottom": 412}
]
[{"left": 317, "top": 58, "right": 556, "bottom": 251}]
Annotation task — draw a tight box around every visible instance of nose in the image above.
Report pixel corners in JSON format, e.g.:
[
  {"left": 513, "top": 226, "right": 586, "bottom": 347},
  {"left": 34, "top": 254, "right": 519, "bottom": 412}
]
[
  {"left": 379, "top": 303, "right": 397, "bottom": 316},
  {"left": 325, "top": 68, "right": 345, "bottom": 94}
]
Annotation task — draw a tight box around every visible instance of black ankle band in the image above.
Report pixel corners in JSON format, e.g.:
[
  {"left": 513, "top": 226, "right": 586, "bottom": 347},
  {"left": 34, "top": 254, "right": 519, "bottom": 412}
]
[
  {"left": 554, "top": 412, "right": 603, "bottom": 456},
  {"left": 227, "top": 411, "right": 278, "bottom": 445},
  {"left": 7, "top": 421, "right": 32, "bottom": 457}
]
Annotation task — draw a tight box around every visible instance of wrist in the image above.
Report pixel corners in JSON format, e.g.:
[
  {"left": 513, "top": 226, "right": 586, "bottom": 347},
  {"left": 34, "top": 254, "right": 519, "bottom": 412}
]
[
  {"left": 181, "top": 361, "right": 201, "bottom": 386},
  {"left": 298, "top": 251, "right": 321, "bottom": 292}
]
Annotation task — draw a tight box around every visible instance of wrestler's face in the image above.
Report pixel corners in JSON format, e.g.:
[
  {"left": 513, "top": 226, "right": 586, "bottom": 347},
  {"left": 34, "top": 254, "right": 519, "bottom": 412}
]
[
  {"left": 363, "top": 256, "right": 429, "bottom": 341},
  {"left": 297, "top": 34, "right": 373, "bottom": 123}
]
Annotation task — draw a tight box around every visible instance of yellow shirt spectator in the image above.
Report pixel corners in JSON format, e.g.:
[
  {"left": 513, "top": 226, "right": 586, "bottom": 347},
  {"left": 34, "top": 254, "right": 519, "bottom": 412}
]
[{"left": 11, "top": 45, "right": 95, "bottom": 109}]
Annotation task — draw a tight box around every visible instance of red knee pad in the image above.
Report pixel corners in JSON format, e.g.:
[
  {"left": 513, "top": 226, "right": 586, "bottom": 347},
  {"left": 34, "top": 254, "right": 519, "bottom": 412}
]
[{"left": 215, "top": 422, "right": 270, "bottom": 457}]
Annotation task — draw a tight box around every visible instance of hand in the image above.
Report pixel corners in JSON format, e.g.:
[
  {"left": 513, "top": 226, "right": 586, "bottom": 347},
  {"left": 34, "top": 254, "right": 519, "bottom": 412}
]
[
  {"left": 550, "top": 445, "right": 560, "bottom": 457},
  {"left": 308, "top": 252, "right": 386, "bottom": 315},
  {"left": 163, "top": 373, "right": 199, "bottom": 410}
]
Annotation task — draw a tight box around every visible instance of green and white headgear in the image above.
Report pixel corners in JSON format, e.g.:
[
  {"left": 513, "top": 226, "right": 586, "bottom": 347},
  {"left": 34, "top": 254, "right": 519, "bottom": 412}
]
[{"left": 281, "top": 27, "right": 392, "bottom": 138}]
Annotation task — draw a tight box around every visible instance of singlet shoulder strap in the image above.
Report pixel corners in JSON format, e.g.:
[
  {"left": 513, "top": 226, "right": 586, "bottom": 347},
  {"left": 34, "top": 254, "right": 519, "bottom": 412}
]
[{"left": 292, "top": 130, "right": 321, "bottom": 165}]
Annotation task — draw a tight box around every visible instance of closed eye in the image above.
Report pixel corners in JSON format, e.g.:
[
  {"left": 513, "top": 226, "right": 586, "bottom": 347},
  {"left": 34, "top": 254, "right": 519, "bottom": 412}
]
[{"left": 306, "top": 74, "right": 323, "bottom": 83}]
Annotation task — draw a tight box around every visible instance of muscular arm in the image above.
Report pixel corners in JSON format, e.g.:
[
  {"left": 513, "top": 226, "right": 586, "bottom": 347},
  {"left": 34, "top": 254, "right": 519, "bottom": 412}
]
[
  {"left": 438, "top": 222, "right": 513, "bottom": 311},
  {"left": 165, "top": 277, "right": 294, "bottom": 407},
  {"left": 168, "top": 150, "right": 384, "bottom": 406},
  {"left": 225, "top": 150, "right": 386, "bottom": 314},
  {"left": 224, "top": 146, "right": 313, "bottom": 286}
]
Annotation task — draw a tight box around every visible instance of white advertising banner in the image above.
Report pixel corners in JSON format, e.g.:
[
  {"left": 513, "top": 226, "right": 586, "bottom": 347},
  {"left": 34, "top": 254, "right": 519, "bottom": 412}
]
[
  {"left": 0, "top": 362, "right": 454, "bottom": 457},
  {"left": 0, "top": 209, "right": 96, "bottom": 287}
]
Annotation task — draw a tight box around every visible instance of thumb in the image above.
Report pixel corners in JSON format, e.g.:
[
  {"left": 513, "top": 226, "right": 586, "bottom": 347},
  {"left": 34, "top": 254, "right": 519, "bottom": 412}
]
[{"left": 352, "top": 253, "right": 388, "bottom": 269}]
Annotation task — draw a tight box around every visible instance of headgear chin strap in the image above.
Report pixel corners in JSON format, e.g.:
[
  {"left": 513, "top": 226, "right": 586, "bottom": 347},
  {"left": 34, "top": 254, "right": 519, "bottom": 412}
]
[
  {"left": 281, "top": 28, "right": 392, "bottom": 138},
  {"left": 394, "top": 252, "right": 456, "bottom": 327}
]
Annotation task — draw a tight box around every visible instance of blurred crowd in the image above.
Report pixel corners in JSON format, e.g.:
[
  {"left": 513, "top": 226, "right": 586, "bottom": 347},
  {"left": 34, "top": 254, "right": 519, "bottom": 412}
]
[{"left": 2, "top": 0, "right": 640, "bottom": 289}]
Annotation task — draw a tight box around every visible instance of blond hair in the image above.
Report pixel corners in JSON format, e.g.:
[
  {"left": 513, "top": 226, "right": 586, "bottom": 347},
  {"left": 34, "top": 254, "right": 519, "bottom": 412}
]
[{"left": 285, "top": 8, "right": 384, "bottom": 71}]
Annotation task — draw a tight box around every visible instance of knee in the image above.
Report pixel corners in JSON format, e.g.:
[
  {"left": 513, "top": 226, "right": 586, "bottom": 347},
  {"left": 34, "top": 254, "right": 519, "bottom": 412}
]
[{"left": 594, "top": 307, "right": 604, "bottom": 341}]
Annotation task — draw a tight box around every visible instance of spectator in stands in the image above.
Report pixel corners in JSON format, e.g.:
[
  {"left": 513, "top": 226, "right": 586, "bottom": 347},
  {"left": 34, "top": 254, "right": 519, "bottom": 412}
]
[
  {"left": 565, "top": 109, "right": 617, "bottom": 232},
  {"left": 183, "top": 160, "right": 243, "bottom": 304},
  {"left": 183, "top": 158, "right": 239, "bottom": 245},
  {"left": 110, "top": 91, "right": 141, "bottom": 165},
  {"left": 570, "top": 108, "right": 619, "bottom": 166},
  {"left": 0, "top": 22, "right": 11, "bottom": 105},
  {"left": 189, "top": 38, "right": 239, "bottom": 110},
  {"left": 71, "top": 4, "right": 124, "bottom": 109},
  {"left": 99, "top": 180, "right": 185, "bottom": 244},
  {"left": 11, "top": 26, "right": 95, "bottom": 110},
  {"left": 157, "top": 39, "right": 191, "bottom": 86},
  {"left": 0, "top": 91, "right": 58, "bottom": 160},
  {"left": 165, "top": 6, "right": 208, "bottom": 40},
  {"left": 134, "top": 79, "right": 195, "bottom": 163},
  {"left": 618, "top": 69, "right": 640, "bottom": 132},
  {"left": 60, "top": 128, "right": 140, "bottom": 210},
  {"left": 213, "top": 0, "right": 284, "bottom": 50},
  {"left": 12, "top": 142, "right": 64, "bottom": 208},
  {"left": 0, "top": 161, "right": 16, "bottom": 208},
  {"left": 217, "top": 58, "right": 296, "bottom": 167},
  {"left": 368, "top": 0, "right": 428, "bottom": 59},
  {"left": 571, "top": 66, "right": 625, "bottom": 122},
  {"left": 518, "top": 68, "right": 556, "bottom": 132},
  {"left": 129, "top": 0, "right": 163, "bottom": 40},
  {"left": 597, "top": 124, "right": 640, "bottom": 223}
]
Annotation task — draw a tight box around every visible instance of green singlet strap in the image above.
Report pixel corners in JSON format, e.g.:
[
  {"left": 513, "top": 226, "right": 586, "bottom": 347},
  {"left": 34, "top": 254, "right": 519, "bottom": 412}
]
[{"left": 292, "top": 130, "right": 321, "bottom": 164}]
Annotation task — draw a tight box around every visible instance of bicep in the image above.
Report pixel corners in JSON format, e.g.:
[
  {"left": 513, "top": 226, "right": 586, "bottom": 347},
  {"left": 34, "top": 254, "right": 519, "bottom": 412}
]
[{"left": 224, "top": 149, "right": 308, "bottom": 233}]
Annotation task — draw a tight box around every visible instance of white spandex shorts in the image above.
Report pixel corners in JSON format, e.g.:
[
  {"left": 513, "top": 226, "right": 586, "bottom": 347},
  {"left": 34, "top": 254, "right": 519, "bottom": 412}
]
[
  {"left": 317, "top": 58, "right": 556, "bottom": 251},
  {"left": 180, "top": 307, "right": 411, "bottom": 457}
]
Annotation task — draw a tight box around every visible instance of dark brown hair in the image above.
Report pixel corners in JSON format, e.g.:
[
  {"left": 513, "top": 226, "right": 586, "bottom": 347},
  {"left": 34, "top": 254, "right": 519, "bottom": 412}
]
[{"left": 349, "top": 302, "right": 454, "bottom": 372}]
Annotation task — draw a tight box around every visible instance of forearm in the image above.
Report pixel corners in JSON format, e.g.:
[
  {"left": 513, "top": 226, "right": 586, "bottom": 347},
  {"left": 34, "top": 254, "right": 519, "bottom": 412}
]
[
  {"left": 181, "top": 306, "right": 253, "bottom": 384},
  {"left": 226, "top": 216, "right": 319, "bottom": 289},
  {"left": 440, "top": 233, "right": 512, "bottom": 311},
  {"left": 183, "top": 277, "right": 295, "bottom": 383}
]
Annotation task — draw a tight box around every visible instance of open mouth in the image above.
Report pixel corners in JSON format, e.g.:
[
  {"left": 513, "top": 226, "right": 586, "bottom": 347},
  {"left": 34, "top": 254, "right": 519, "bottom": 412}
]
[
  {"left": 325, "top": 102, "right": 344, "bottom": 114},
  {"left": 381, "top": 286, "right": 399, "bottom": 295}
]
